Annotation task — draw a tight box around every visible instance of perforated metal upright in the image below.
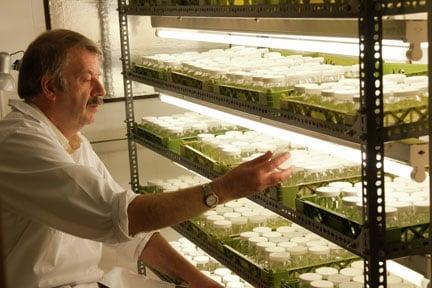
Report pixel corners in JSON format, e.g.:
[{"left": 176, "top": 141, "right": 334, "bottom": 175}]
[{"left": 118, "top": 0, "right": 140, "bottom": 193}]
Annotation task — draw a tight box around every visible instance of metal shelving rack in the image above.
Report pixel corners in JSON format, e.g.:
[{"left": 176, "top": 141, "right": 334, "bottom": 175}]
[{"left": 118, "top": 0, "right": 432, "bottom": 286}]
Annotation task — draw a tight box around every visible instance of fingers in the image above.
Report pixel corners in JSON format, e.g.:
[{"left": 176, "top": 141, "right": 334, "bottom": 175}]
[
  {"left": 244, "top": 150, "right": 272, "bottom": 166},
  {"left": 262, "top": 152, "right": 290, "bottom": 172},
  {"left": 264, "top": 166, "right": 294, "bottom": 187}
]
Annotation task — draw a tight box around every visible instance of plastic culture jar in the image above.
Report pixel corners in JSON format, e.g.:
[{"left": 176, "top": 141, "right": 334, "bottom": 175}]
[
  {"left": 247, "top": 236, "right": 268, "bottom": 255},
  {"left": 212, "top": 220, "right": 232, "bottom": 238},
  {"left": 315, "top": 186, "right": 341, "bottom": 210},
  {"left": 255, "top": 241, "right": 276, "bottom": 262},
  {"left": 276, "top": 226, "right": 297, "bottom": 237},
  {"left": 341, "top": 196, "right": 362, "bottom": 221},
  {"left": 299, "top": 273, "right": 322, "bottom": 288},
  {"left": 278, "top": 241, "right": 298, "bottom": 250},
  {"left": 262, "top": 231, "right": 283, "bottom": 243},
  {"left": 414, "top": 201, "right": 430, "bottom": 224},
  {"left": 291, "top": 237, "right": 309, "bottom": 247},
  {"left": 231, "top": 216, "right": 248, "bottom": 234},
  {"left": 249, "top": 216, "right": 268, "bottom": 229},
  {"left": 214, "top": 267, "right": 232, "bottom": 279},
  {"left": 222, "top": 275, "right": 240, "bottom": 285},
  {"left": 286, "top": 245, "right": 308, "bottom": 267},
  {"left": 339, "top": 267, "right": 363, "bottom": 281},
  {"left": 333, "top": 89, "right": 358, "bottom": 114},
  {"left": 391, "top": 201, "right": 412, "bottom": 226},
  {"left": 194, "top": 255, "right": 210, "bottom": 271},
  {"left": 306, "top": 240, "right": 328, "bottom": 249},
  {"left": 268, "top": 252, "right": 291, "bottom": 272},
  {"left": 327, "top": 242, "right": 347, "bottom": 260},
  {"left": 327, "top": 274, "right": 351, "bottom": 286},
  {"left": 315, "top": 267, "right": 339, "bottom": 280},
  {"left": 310, "top": 280, "right": 334, "bottom": 288},
  {"left": 253, "top": 226, "right": 272, "bottom": 236},
  {"left": 308, "top": 246, "right": 331, "bottom": 264}
]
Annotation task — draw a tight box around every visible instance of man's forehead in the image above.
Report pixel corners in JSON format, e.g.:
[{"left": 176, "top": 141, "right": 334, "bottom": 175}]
[{"left": 65, "top": 47, "right": 101, "bottom": 73}]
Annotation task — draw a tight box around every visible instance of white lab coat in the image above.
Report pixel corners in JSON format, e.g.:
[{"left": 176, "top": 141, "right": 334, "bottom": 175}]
[{"left": 0, "top": 100, "right": 165, "bottom": 287}]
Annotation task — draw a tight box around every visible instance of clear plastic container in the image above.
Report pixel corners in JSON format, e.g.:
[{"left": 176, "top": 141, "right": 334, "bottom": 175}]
[
  {"left": 291, "top": 237, "right": 309, "bottom": 247},
  {"left": 327, "top": 274, "right": 351, "bottom": 286},
  {"left": 299, "top": 273, "right": 322, "bottom": 288},
  {"left": 231, "top": 216, "right": 248, "bottom": 234},
  {"left": 339, "top": 267, "right": 363, "bottom": 281},
  {"left": 414, "top": 200, "right": 429, "bottom": 224},
  {"left": 194, "top": 255, "right": 210, "bottom": 271},
  {"left": 315, "top": 186, "right": 341, "bottom": 210},
  {"left": 286, "top": 245, "right": 308, "bottom": 267},
  {"left": 252, "top": 226, "right": 272, "bottom": 236},
  {"left": 223, "top": 275, "right": 240, "bottom": 285},
  {"left": 268, "top": 252, "right": 291, "bottom": 272},
  {"left": 308, "top": 246, "right": 331, "bottom": 264},
  {"left": 385, "top": 206, "right": 399, "bottom": 228},
  {"left": 341, "top": 196, "right": 362, "bottom": 221},
  {"left": 255, "top": 241, "right": 276, "bottom": 262},
  {"left": 212, "top": 220, "right": 232, "bottom": 238},
  {"left": 247, "top": 236, "right": 268, "bottom": 255}
]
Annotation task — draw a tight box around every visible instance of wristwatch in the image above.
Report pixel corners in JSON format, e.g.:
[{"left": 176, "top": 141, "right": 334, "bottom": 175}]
[{"left": 202, "top": 182, "right": 219, "bottom": 208}]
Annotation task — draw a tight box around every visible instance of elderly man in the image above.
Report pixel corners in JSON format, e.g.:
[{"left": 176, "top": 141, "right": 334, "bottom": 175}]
[{"left": 0, "top": 29, "right": 292, "bottom": 288}]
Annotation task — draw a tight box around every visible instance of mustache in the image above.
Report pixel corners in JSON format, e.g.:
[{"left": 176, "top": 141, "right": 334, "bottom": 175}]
[{"left": 87, "top": 96, "right": 104, "bottom": 106}]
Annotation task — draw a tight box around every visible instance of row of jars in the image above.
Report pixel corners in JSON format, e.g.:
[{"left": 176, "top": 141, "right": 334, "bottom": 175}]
[
  {"left": 312, "top": 176, "right": 430, "bottom": 227},
  {"left": 291, "top": 74, "right": 428, "bottom": 118},
  {"left": 237, "top": 225, "right": 354, "bottom": 270},
  {"left": 298, "top": 261, "right": 417, "bottom": 288},
  {"left": 140, "top": 47, "right": 359, "bottom": 93},
  {"left": 170, "top": 237, "right": 253, "bottom": 288},
  {"left": 140, "top": 111, "right": 243, "bottom": 138}
]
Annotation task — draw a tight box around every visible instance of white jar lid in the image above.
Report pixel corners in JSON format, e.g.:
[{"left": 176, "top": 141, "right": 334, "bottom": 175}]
[
  {"left": 253, "top": 226, "right": 272, "bottom": 234},
  {"left": 306, "top": 240, "right": 328, "bottom": 248},
  {"left": 223, "top": 147, "right": 242, "bottom": 156},
  {"left": 278, "top": 241, "right": 298, "bottom": 249},
  {"left": 265, "top": 246, "right": 285, "bottom": 254},
  {"left": 291, "top": 237, "right": 309, "bottom": 245},
  {"left": 262, "top": 232, "right": 282, "bottom": 239},
  {"left": 193, "top": 255, "right": 210, "bottom": 265},
  {"left": 269, "top": 252, "right": 291, "bottom": 262},
  {"left": 226, "top": 281, "right": 244, "bottom": 288},
  {"left": 214, "top": 267, "right": 232, "bottom": 277},
  {"left": 342, "top": 196, "right": 362, "bottom": 206},
  {"left": 222, "top": 275, "right": 240, "bottom": 284},
  {"left": 223, "top": 212, "right": 242, "bottom": 219},
  {"left": 260, "top": 210, "right": 279, "bottom": 220},
  {"left": 304, "top": 233, "right": 322, "bottom": 241},
  {"left": 213, "top": 220, "right": 232, "bottom": 229},
  {"left": 216, "top": 206, "right": 234, "bottom": 214},
  {"left": 225, "top": 201, "right": 244, "bottom": 209},
  {"left": 240, "top": 231, "right": 259, "bottom": 240},
  {"left": 339, "top": 267, "right": 363, "bottom": 278},
  {"left": 206, "top": 215, "right": 224, "bottom": 222},
  {"left": 299, "top": 272, "right": 322, "bottom": 283},
  {"left": 306, "top": 86, "right": 323, "bottom": 95},
  {"left": 242, "top": 211, "right": 260, "bottom": 218},
  {"left": 234, "top": 207, "right": 253, "bottom": 214},
  {"left": 329, "top": 181, "right": 353, "bottom": 189},
  {"left": 231, "top": 216, "right": 248, "bottom": 225},
  {"left": 248, "top": 236, "right": 268, "bottom": 245},
  {"left": 315, "top": 267, "right": 339, "bottom": 278},
  {"left": 315, "top": 186, "right": 340, "bottom": 197},
  {"left": 350, "top": 260, "right": 364, "bottom": 270},
  {"left": 327, "top": 274, "right": 351, "bottom": 284},
  {"left": 209, "top": 275, "right": 222, "bottom": 283},
  {"left": 256, "top": 241, "right": 276, "bottom": 251},
  {"left": 385, "top": 206, "right": 398, "bottom": 216},
  {"left": 309, "top": 245, "right": 331, "bottom": 255},
  {"left": 384, "top": 73, "right": 407, "bottom": 83},
  {"left": 339, "top": 282, "right": 362, "bottom": 288},
  {"left": 310, "top": 280, "right": 334, "bottom": 288},
  {"left": 286, "top": 245, "right": 308, "bottom": 255},
  {"left": 276, "top": 226, "right": 297, "bottom": 234}
]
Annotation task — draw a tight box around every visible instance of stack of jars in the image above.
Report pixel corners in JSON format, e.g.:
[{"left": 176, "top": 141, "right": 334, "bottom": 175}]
[
  {"left": 298, "top": 260, "right": 417, "bottom": 288},
  {"left": 237, "top": 223, "right": 354, "bottom": 270},
  {"left": 169, "top": 237, "right": 254, "bottom": 288},
  {"left": 312, "top": 175, "right": 430, "bottom": 227}
]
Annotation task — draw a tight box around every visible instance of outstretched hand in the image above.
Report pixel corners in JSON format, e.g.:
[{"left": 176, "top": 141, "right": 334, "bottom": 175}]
[{"left": 212, "top": 151, "right": 293, "bottom": 202}]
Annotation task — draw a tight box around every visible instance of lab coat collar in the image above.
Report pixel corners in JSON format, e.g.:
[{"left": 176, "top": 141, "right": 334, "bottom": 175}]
[{"left": 9, "top": 99, "right": 81, "bottom": 153}]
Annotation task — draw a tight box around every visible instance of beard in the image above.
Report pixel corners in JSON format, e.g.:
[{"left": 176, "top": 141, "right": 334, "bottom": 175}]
[{"left": 87, "top": 96, "right": 104, "bottom": 106}]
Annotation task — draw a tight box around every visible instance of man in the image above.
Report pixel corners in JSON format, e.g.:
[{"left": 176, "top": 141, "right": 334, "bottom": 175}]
[{"left": 0, "top": 29, "right": 292, "bottom": 287}]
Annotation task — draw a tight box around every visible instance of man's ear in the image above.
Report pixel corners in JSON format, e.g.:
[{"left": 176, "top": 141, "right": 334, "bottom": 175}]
[{"left": 40, "top": 76, "right": 58, "bottom": 101}]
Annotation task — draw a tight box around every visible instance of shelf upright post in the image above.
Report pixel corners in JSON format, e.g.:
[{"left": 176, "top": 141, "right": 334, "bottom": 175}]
[
  {"left": 118, "top": 0, "right": 140, "bottom": 193},
  {"left": 428, "top": 0, "right": 432, "bottom": 282},
  {"left": 359, "top": 0, "right": 387, "bottom": 287}
]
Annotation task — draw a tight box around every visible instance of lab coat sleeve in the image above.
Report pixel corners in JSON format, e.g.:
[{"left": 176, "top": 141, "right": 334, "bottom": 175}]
[{"left": 0, "top": 126, "right": 136, "bottom": 244}]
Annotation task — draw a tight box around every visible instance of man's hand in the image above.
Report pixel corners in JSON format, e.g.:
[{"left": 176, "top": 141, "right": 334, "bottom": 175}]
[{"left": 212, "top": 151, "right": 293, "bottom": 202}]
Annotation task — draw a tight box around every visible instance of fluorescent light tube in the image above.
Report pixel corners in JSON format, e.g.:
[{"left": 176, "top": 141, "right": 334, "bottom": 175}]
[
  {"left": 156, "top": 28, "right": 427, "bottom": 62},
  {"left": 160, "top": 94, "right": 416, "bottom": 179},
  {"left": 387, "top": 260, "right": 429, "bottom": 288}
]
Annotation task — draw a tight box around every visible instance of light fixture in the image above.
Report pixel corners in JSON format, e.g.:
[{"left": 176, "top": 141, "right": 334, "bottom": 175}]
[
  {"left": 160, "top": 93, "right": 417, "bottom": 179},
  {"left": 0, "top": 52, "right": 16, "bottom": 119},
  {"left": 156, "top": 28, "right": 428, "bottom": 62},
  {"left": 387, "top": 260, "right": 430, "bottom": 288}
]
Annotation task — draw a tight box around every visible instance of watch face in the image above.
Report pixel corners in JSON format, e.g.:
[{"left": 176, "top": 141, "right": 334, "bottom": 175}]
[{"left": 205, "top": 194, "right": 218, "bottom": 208}]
